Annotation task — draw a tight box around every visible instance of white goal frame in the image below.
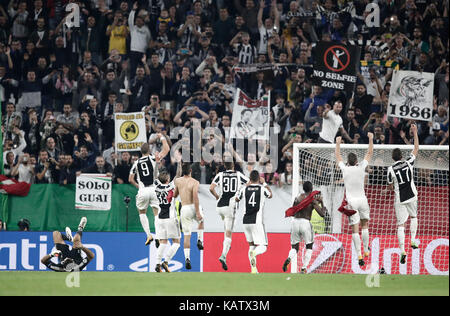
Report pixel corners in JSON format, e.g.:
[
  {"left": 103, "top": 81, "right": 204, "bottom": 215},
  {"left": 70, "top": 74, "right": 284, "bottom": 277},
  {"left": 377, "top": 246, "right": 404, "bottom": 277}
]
[{"left": 292, "top": 143, "right": 449, "bottom": 202}]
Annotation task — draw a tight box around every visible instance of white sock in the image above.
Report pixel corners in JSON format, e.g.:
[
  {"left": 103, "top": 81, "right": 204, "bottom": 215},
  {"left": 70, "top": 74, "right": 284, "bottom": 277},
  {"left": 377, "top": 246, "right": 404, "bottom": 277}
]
[
  {"left": 352, "top": 233, "right": 362, "bottom": 257},
  {"left": 302, "top": 249, "right": 313, "bottom": 270},
  {"left": 248, "top": 246, "right": 256, "bottom": 264},
  {"left": 398, "top": 226, "right": 405, "bottom": 253},
  {"left": 139, "top": 214, "right": 151, "bottom": 238},
  {"left": 362, "top": 229, "right": 369, "bottom": 253},
  {"left": 197, "top": 230, "right": 204, "bottom": 242},
  {"left": 288, "top": 248, "right": 297, "bottom": 260},
  {"left": 222, "top": 237, "right": 232, "bottom": 258},
  {"left": 156, "top": 243, "right": 167, "bottom": 263},
  {"left": 254, "top": 245, "right": 267, "bottom": 256},
  {"left": 184, "top": 248, "right": 190, "bottom": 260},
  {"left": 410, "top": 218, "right": 418, "bottom": 243},
  {"left": 165, "top": 243, "right": 180, "bottom": 263}
]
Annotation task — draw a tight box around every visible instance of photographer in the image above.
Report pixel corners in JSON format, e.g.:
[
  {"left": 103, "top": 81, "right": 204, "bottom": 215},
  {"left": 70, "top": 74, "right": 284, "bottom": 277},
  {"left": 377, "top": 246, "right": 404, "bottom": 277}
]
[
  {"left": 183, "top": 90, "right": 215, "bottom": 117},
  {"left": 35, "top": 149, "right": 57, "bottom": 184},
  {"left": 142, "top": 94, "right": 162, "bottom": 127},
  {"left": 3, "top": 126, "right": 27, "bottom": 165},
  {"left": 207, "top": 82, "right": 232, "bottom": 117}
]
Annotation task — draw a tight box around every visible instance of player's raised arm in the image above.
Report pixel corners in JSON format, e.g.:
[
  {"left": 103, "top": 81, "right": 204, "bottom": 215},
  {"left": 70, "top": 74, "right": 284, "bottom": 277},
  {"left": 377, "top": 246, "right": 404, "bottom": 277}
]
[
  {"left": 411, "top": 123, "right": 419, "bottom": 157},
  {"left": 156, "top": 133, "right": 171, "bottom": 161},
  {"left": 312, "top": 195, "right": 327, "bottom": 218},
  {"left": 335, "top": 136, "right": 343, "bottom": 163},
  {"left": 364, "top": 132, "right": 374, "bottom": 163}
]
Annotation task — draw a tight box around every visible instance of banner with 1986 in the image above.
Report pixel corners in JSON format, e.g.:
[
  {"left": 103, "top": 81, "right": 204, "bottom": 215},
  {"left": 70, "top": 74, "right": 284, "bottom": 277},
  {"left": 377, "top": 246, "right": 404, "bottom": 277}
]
[{"left": 387, "top": 70, "right": 434, "bottom": 122}]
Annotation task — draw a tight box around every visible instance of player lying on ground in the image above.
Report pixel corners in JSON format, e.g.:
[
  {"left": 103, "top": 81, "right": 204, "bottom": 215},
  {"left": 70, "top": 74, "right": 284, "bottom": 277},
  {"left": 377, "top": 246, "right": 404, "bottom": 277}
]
[
  {"left": 41, "top": 217, "right": 94, "bottom": 272},
  {"left": 174, "top": 163, "right": 204, "bottom": 270},
  {"left": 335, "top": 132, "right": 374, "bottom": 267},
  {"left": 210, "top": 161, "right": 249, "bottom": 271},
  {"left": 283, "top": 181, "right": 327, "bottom": 273},
  {"left": 154, "top": 171, "right": 181, "bottom": 273},
  {"left": 387, "top": 123, "right": 420, "bottom": 265},
  {"left": 129, "top": 137, "right": 170, "bottom": 247},
  {"left": 236, "top": 170, "right": 272, "bottom": 274}
]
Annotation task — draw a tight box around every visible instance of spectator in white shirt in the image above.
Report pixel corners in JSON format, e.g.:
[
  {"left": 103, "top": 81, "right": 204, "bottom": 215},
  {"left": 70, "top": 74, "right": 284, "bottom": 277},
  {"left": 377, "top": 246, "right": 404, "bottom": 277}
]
[
  {"left": 318, "top": 101, "right": 352, "bottom": 144},
  {"left": 128, "top": 2, "right": 152, "bottom": 80}
]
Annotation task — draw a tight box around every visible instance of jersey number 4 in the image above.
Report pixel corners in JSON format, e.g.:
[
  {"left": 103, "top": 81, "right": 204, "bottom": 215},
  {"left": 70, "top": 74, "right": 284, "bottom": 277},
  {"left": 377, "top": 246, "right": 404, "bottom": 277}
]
[{"left": 248, "top": 192, "right": 257, "bottom": 207}]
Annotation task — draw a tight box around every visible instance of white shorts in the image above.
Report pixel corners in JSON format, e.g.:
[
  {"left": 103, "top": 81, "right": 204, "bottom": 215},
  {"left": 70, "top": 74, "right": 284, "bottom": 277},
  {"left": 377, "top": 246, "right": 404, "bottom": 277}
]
[
  {"left": 243, "top": 222, "right": 268, "bottom": 246},
  {"left": 395, "top": 199, "right": 418, "bottom": 226},
  {"left": 156, "top": 217, "right": 181, "bottom": 240},
  {"left": 347, "top": 197, "right": 370, "bottom": 226},
  {"left": 136, "top": 186, "right": 160, "bottom": 212},
  {"left": 290, "top": 218, "right": 314, "bottom": 245},
  {"left": 180, "top": 204, "right": 204, "bottom": 235},
  {"left": 217, "top": 200, "right": 237, "bottom": 232}
]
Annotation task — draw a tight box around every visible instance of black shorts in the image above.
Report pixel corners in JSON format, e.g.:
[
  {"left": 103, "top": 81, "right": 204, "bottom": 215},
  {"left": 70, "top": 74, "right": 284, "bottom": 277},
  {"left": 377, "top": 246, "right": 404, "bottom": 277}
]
[{"left": 56, "top": 243, "right": 83, "bottom": 265}]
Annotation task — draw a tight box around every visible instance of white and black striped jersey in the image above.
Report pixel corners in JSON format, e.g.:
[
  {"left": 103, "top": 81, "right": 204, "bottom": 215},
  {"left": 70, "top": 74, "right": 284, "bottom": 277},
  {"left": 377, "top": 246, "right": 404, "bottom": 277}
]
[
  {"left": 234, "top": 43, "right": 258, "bottom": 65},
  {"left": 237, "top": 184, "right": 271, "bottom": 224},
  {"left": 387, "top": 154, "right": 418, "bottom": 204},
  {"left": 155, "top": 180, "right": 176, "bottom": 219},
  {"left": 130, "top": 155, "right": 158, "bottom": 188},
  {"left": 212, "top": 170, "right": 249, "bottom": 207}
]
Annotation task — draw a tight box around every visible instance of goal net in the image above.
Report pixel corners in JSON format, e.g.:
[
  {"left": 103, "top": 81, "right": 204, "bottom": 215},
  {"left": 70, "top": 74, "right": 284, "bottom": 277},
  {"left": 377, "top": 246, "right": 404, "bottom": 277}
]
[{"left": 292, "top": 143, "right": 449, "bottom": 275}]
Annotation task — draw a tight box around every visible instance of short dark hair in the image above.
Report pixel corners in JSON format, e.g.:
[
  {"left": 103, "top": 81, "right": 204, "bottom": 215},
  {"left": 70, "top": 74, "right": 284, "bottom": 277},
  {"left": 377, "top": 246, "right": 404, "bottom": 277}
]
[
  {"left": 303, "top": 181, "right": 313, "bottom": 193},
  {"left": 392, "top": 148, "right": 403, "bottom": 161},
  {"left": 250, "top": 170, "right": 260, "bottom": 182},
  {"left": 347, "top": 153, "right": 358, "bottom": 166},
  {"left": 182, "top": 163, "right": 192, "bottom": 176},
  {"left": 224, "top": 161, "right": 234, "bottom": 170}
]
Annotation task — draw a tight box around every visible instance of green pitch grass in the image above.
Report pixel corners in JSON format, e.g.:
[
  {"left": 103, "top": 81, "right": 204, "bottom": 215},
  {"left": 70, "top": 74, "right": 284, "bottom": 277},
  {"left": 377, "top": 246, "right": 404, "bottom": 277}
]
[{"left": 0, "top": 272, "right": 448, "bottom": 296}]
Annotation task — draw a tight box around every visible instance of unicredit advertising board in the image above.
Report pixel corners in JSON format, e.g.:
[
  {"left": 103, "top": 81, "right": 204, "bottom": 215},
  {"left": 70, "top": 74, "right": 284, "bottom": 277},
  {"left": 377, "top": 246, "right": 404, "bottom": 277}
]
[
  {"left": 0, "top": 231, "right": 447, "bottom": 275},
  {"left": 0, "top": 232, "right": 201, "bottom": 272},
  {"left": 202, "top": 233, "right": 448, "bottom": 275}
]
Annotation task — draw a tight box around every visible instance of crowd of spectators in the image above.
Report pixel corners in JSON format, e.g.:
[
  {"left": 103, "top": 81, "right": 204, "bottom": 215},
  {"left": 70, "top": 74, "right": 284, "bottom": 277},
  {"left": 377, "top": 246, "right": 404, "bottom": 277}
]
[{"left": 1, "top": 0, "right": 449, "bottom": 188}]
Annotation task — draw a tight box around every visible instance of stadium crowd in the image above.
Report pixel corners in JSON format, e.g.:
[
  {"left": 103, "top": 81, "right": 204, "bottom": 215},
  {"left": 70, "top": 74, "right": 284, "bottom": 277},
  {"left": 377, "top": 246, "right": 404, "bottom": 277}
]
[{"left": 1, "top": 0, "right": 449, "bottom": 188}]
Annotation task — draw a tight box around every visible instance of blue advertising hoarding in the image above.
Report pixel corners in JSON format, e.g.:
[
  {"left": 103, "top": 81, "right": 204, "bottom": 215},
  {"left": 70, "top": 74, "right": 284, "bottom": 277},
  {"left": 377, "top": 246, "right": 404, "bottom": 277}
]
[{"left": 0, "top": 232, "right": 202, "bottom": 272}]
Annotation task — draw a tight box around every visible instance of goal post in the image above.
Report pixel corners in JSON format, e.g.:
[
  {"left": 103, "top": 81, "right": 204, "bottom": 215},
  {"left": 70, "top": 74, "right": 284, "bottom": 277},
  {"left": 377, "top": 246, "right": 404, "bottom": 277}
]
[{"left": 291, "top": 143, "right": 449, "bottom": 275}]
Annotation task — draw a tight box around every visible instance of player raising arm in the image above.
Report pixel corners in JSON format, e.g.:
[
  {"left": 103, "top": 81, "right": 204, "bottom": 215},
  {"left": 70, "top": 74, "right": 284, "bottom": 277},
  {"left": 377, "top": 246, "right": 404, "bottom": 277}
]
[
  {"left": 129, "top": 135, "right": 170, "bottom": 246},
  {"left": 209, "top": 161, "right": 249, "bottom": 271},
  {"left": 154, "top": 171, "right": 181, "bottom": 273},
  {"left": 335, "top": 132, "right": 374, "bottom": 267},
  {"left": 387, "top": 123, "right": 420, "bottom": 265}
]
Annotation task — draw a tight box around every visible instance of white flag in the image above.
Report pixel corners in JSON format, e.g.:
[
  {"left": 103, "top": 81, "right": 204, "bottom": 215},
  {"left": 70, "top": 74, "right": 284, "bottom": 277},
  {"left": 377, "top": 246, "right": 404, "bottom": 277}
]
[
  {"left": 230, "top": 89, "right": 270, "bottom": 140},
  {"left": 387, "top": 70, "right": 434, "bottom": 121},
  {"left": 75, "top": 174, "right": 112, "bottom": 211}
]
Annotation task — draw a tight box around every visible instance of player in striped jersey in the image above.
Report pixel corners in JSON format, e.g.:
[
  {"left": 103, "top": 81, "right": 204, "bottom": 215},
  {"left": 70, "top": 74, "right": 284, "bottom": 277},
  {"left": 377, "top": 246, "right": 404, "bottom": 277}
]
[
  {"left": 129, "top": 136, "right": 170, "bottom": 246},
  {"left": 235, "top": 170, "right": 272, "bottom": 274},
  {"left": 154, "top": 171, "right": 181, "bottom": 273},
  {"left": 210, "top": 161, "right": 249, "bottom": 270},
  {"left": 387, "top": 124, "right": 420, "bottom": 264}
]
